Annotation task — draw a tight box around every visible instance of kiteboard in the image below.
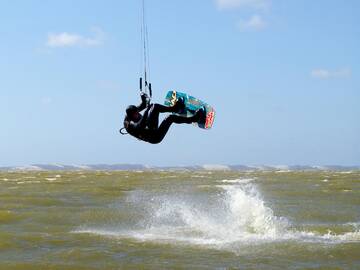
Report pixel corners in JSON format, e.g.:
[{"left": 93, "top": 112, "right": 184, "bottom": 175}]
[{"left": 164, "top": 90, "right": 215, "bottom": 129}]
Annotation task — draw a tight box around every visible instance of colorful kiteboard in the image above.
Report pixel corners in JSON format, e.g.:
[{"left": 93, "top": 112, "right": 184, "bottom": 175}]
[{"left": 164, "top": 90, "right": 215, "bottom": 130}]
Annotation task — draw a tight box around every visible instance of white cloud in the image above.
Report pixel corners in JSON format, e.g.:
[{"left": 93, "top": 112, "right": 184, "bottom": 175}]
[
  {"left": 311, "top": 68, "right": 352, "bottom": 79},
  {"left": 216, "top": 0, "right": 270, "bottom": 10},
  {"left": 46, "top": 27, "right": 104, "bottom": 48},
  {"left": 237, "top": 15, "right": 267, "bottom": 31}
]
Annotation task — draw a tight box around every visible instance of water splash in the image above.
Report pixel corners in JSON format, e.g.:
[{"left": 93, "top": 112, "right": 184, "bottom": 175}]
[{"left": 76, "top": 183, "right": 360, "bottom": 249}]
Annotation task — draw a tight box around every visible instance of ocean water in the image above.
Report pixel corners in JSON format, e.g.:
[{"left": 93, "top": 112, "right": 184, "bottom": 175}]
[{"left": 0, "top": 170, "right": 359, "bottom": 269}]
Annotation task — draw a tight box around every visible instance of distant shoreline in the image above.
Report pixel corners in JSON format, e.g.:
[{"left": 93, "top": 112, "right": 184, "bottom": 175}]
[{"left": 1, "top": 164, "right": 359, "bottom": 172}]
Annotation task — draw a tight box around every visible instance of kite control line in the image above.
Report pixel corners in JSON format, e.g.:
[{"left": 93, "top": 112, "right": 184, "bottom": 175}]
[
  {"left": 121, "top": 0, "right": 152, "bottom": 136},
  {"left": 139, "top": 0, "right": 152, "bottom": 101}
]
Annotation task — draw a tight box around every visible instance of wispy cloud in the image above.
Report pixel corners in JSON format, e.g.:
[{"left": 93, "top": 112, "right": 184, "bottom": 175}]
[
  {"left": 216, "top": 0, "right": 270, "bottom": 11},
  {"left": 237, "top": 14, "right": 267, "bottom": 31},
  {"left": 311, "top": 68, "right": 352, "bottom": 79},
  {"left": 46, "top": 27, "right": 105, "bottom": 48},
  {"left": 215, "top": 0, "right": 270, "bottom": 32}
]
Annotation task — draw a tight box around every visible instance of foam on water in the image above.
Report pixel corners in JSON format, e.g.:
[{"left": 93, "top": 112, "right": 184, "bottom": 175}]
[
  {"left": 17, "top": 180, "right": 41, "bottom": 184},
  {"left": 76, "top": 182, "right": 360, "bottom": 250},
  {"left": 23, "top": 176, "right": 37, "bottom": 179},
  {"left": 219, "top": 178, "right": 256, "bottom": 184}
]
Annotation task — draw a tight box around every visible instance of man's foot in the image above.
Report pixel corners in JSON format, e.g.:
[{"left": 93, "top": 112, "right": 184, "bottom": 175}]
[
  {"left": 192, "top": 107, "right": 206, "bottom": 123},
  {"left": 172, "top": 97, "right": 185, "bottom": 113}
]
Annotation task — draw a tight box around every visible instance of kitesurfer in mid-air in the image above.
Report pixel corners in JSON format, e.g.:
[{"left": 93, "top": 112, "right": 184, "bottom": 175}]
[{"left": 123, "top": 92, "right": 205, "bottom": 144}]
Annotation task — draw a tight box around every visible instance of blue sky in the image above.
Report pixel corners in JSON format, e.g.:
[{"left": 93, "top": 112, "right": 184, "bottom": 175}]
[{"left": 1, "top": 0, "right": 359, "bottom": 166}]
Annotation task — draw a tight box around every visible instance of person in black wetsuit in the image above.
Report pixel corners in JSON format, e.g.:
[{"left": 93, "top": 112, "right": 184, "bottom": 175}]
[{"left": 123, "top": 93, "right": 204, "bottom": 144}]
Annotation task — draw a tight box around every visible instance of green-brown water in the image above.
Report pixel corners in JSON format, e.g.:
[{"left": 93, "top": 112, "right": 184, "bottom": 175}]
[{"left": 0, "top": 170, "right": 359, "bottom": 269}]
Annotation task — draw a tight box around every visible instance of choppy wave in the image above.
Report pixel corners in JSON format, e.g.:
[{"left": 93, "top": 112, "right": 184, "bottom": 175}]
[
  {"left": 202, "top": 165, "right": 231, "bottom": 171},
  {"left": 76, "top": 182, "right": 360, "bottom": 251},
  {"left": 219, "top": 178, "right": 256, "bottom": 184}
]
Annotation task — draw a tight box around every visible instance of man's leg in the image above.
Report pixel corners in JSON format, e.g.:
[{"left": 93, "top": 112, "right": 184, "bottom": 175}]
[
  {"left": 147, "top": 102, "right": 184, "bottom": 129},
  {"left": 150, "top": 114, "right": 199, "bottom": 144}
]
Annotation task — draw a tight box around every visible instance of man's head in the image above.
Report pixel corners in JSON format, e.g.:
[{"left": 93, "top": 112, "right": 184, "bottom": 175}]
[{"left": 126, "top": 105, "right": 141, "bottom": 122}]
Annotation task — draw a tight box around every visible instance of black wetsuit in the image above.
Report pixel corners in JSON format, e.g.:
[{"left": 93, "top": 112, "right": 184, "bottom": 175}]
[{"left": 124, "top": 94, "right": 196, "bottom": 144}]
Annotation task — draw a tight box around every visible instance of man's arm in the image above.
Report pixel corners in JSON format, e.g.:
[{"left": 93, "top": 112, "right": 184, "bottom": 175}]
[
  {"left": 136, "top": 93, "right": 150, "bottom": 112},
  {"left": 129, "top": 106, "right": 151, "bottom": 130}
]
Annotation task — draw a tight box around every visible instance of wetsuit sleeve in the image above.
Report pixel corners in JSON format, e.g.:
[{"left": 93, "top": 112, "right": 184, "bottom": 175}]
[
  {"left": 131, "top": 106, "right": 151, "bottom": 130},
  {"left": 137, "top": 93, "right": 149, "bottom": 112}
]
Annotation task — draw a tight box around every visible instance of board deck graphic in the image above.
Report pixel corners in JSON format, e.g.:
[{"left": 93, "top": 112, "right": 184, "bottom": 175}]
[{"left": 164, "top": 90, "right": 215, "bottom": 129}]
